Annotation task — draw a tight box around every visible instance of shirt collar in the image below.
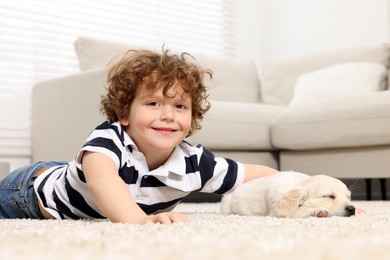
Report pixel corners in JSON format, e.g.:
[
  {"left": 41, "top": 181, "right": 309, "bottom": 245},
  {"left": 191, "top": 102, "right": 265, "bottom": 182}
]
[
  {"left": 114, "top": 121, "right": 138, "bottom": 153},
  {"left": 161, "top": 146, "right": 187, "bottom": 176}
]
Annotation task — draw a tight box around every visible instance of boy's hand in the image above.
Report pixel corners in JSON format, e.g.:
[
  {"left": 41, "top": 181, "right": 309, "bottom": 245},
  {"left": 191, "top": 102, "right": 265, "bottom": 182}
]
[
  {"left": 356, "top": 208, "right": 366, "bottom": 215},
  {"left": 145, "top": 212, "right": 189, "bottom": 224}
]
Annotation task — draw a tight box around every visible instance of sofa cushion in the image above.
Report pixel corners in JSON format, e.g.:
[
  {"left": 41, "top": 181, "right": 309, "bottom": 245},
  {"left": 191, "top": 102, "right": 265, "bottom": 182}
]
[
  {"left": 272, "top": 91, "right": 390, "bottom": 150},
  {"left": 74, "top": 37, "right": 147, "bottom": 71},
  {"left": 289, "top": 62, "right": 387, "bottom": 106},
  {"left": 260, "top": 44, "right": 390, "bottom": 105},
  {"left": 196, "top": 57, "right": 260, "bottom": 102},
  {"left": 186, "top": 100, "right": 285, "bottom": 150},
  {"left": 74, "top": 37, "right": 260, "bottom": 103}
]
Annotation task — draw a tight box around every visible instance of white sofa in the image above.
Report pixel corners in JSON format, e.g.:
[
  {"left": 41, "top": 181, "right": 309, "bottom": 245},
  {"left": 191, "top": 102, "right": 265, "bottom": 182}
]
[{"left": 32, "top": 38, "right": 390, "bottom": 199}]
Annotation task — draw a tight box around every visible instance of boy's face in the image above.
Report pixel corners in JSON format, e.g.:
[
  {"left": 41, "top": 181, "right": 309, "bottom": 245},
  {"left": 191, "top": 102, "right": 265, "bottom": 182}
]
[{"left": 120, "top": 83, "right": 192, "bottom": 158}]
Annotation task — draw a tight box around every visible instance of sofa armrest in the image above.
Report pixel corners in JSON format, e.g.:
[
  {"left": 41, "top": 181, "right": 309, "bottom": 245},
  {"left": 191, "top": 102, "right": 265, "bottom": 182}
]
[
  {"left": 32, "top": 69, "right": 107, "bottom": 162},
  {"left": 0, "top": 161, "right": 9, "bottom": 178}
]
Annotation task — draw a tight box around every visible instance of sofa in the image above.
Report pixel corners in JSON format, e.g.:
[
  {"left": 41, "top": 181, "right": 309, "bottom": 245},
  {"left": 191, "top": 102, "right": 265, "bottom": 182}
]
[{"left": 32, "top": 37, "right": 390, "bottom": 200}]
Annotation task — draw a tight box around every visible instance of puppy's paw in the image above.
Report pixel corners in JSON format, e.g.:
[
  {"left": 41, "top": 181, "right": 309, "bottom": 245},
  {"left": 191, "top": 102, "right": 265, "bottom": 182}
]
[{"left": 313, "top": 209, "right": 329, "bottom": 218}]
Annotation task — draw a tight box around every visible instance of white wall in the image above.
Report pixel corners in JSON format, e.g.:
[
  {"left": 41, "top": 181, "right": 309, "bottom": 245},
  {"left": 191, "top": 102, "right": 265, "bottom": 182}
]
[{"left": 236, "top": 0, "right": 389, "bottom": 66}]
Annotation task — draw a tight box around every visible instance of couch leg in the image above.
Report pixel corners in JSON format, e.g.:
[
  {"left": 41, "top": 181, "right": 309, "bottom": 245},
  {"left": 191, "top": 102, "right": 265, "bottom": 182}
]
[
  {"left": 365, "top": 179, "right": 372, "bottom": 200},
  {"left": 380, "top": 178, "right": 387, "bottom": 200}
]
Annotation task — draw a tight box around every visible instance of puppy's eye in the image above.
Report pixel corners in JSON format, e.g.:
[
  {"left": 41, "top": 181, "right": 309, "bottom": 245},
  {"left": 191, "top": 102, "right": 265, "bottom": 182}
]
[{"left": 323, "top": 194, "right": 336, "bottom": 200}]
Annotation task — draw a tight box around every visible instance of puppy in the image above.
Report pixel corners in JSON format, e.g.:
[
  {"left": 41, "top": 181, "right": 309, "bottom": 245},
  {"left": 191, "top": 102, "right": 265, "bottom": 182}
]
[{"left": 221, "top": 171, "right": 355, "bottom": 218}]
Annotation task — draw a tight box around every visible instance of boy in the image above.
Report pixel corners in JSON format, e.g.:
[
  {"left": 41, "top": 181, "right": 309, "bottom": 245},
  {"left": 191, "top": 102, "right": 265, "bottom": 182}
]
[{"left": 0, "top": 49, "right": 278, "bottom": 224}]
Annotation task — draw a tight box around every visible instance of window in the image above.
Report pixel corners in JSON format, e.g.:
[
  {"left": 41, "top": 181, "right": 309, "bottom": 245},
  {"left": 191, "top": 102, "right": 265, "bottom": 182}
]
[{"left": 0, "top": 0, "right": 236, "bottom": 167}]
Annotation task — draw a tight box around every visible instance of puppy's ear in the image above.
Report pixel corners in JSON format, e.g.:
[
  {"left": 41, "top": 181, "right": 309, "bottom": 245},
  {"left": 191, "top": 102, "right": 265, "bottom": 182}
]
[{"left": 275, "top": 188, "right": 309, "bottom": 218}]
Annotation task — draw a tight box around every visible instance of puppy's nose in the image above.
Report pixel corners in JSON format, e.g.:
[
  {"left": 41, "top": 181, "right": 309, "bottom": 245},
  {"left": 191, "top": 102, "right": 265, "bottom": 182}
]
[{"left": 345, "top": 205, "right": 356, "bottom": 216}]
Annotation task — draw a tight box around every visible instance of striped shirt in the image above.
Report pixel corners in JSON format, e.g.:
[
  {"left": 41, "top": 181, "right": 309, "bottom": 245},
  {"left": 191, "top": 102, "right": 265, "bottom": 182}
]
[{"left": 34, "top": 121, "right": 245, "bottom": 219}]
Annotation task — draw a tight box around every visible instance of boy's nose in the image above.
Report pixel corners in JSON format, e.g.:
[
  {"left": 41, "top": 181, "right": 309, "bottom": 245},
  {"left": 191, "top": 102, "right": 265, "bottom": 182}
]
[{"left": 160, "top": 106, "right": 174, "bottom": 121}]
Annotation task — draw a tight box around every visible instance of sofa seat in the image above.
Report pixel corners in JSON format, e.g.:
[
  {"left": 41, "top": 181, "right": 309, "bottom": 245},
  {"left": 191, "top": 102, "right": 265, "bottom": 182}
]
[
  {"left": 272, "top": 91, "right": 390, "bottom": 150},
  {"left": 280, "top": 146, "right": 390, "bottom": 178}
]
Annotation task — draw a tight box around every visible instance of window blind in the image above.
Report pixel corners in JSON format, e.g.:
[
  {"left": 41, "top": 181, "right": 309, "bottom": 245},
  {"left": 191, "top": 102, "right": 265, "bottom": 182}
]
[{"left": 0, "top": 0, "right": 236, "bottom": 160}]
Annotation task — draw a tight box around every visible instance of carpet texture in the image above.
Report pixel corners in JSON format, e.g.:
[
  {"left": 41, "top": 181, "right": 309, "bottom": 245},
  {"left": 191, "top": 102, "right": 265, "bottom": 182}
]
[{"left": 1, "top": 201, "right": 390, "bottom": 259}]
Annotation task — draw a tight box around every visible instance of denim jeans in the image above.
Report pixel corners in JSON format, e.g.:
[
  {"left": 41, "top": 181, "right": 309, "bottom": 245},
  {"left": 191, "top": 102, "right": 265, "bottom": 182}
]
[{"left": 0, "top": 161, "right": 66, "bottom": 219}]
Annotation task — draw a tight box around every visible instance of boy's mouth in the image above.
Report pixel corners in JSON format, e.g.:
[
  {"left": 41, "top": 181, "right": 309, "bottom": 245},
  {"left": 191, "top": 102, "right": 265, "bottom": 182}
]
[{"left": 152, "top": 127, "right": 177, "bottom": 134}]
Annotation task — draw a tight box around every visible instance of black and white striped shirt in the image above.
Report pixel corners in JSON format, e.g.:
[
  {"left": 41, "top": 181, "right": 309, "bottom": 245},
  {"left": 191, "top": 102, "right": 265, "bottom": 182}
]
[{"left": 34, "top": 121, "right": 245, "bottom": 219}]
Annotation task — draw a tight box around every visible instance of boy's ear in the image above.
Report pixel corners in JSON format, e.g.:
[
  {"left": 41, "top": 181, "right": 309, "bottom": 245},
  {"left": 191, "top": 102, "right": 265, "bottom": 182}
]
[
  {"left": 117, "top": 108, "right": 130, "bottom": 126},
  {"left": 119, "top": 117, "right": 129, "bottom": 126}
]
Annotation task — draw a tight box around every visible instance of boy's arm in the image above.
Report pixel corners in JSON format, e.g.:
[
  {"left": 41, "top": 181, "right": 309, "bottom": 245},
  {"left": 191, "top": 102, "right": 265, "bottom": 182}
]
[
  {"left": 82, "top": 151, "right": 188, "bottom": 224},
  {"left": 243, "top": 164, "right": 279, "bottom": 183}
]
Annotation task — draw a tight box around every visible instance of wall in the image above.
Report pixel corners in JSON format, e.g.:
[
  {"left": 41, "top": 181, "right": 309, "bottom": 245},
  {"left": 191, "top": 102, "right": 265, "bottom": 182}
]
[{"left": 236, "top": 0, "right": 389, "bottom": 65}]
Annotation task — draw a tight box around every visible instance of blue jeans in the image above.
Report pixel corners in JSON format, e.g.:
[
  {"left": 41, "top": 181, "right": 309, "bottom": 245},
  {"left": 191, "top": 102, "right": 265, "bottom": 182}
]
[{"left": 0, "top": 161, "right": 66, "bottom": 219}]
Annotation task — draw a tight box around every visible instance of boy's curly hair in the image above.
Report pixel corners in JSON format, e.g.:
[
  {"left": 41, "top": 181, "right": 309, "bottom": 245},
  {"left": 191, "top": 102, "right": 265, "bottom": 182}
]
[{"left": 101, "top": 48, "right": 212, "bottom": 136}]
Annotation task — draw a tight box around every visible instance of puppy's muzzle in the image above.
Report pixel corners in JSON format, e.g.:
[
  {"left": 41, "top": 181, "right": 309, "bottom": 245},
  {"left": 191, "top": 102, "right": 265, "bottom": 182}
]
[{"left": 345, "top": 205, "right": 356, "bottom": 216}]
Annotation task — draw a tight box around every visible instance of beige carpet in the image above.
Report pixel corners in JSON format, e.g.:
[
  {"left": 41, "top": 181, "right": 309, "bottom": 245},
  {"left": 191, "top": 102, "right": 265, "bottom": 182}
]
[{"left": 1, "top": 201, "right": 390, "bottom": 259}]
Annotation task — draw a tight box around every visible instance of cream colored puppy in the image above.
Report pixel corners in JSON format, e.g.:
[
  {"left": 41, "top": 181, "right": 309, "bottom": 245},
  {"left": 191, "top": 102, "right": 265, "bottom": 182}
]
[{"left": 221, "top": 171, "right": 355, "bottom": 218}]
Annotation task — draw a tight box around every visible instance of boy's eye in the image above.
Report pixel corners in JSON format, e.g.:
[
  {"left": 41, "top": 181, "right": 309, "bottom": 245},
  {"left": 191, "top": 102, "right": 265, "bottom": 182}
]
[
  {"left": 176, "top": 104, "right": 188, "bottom": 110},
  {"left": 147, "top": 101, "right": 159, "bottom": 107}
]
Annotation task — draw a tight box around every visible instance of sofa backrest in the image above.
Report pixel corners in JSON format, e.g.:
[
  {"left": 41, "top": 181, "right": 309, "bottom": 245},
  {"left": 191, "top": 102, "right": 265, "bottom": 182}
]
[
  {"left": 260, "top": 44, "right": 390, "bottom": 105},
  {"left": 74, "top": 37, "right": 261, "bottom": 103}
]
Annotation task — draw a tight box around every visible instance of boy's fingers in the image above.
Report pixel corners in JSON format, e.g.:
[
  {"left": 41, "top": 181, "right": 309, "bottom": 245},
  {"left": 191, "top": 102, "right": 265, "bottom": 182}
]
[
  {"left": 151, "top": 213, "right": 189, "bottom": 224},
  {"left": 356, "top": 208, "right": 366, "bottom": 215},
  {"left": 170, "top": 213, "right": 189, "bottom": 223}
]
